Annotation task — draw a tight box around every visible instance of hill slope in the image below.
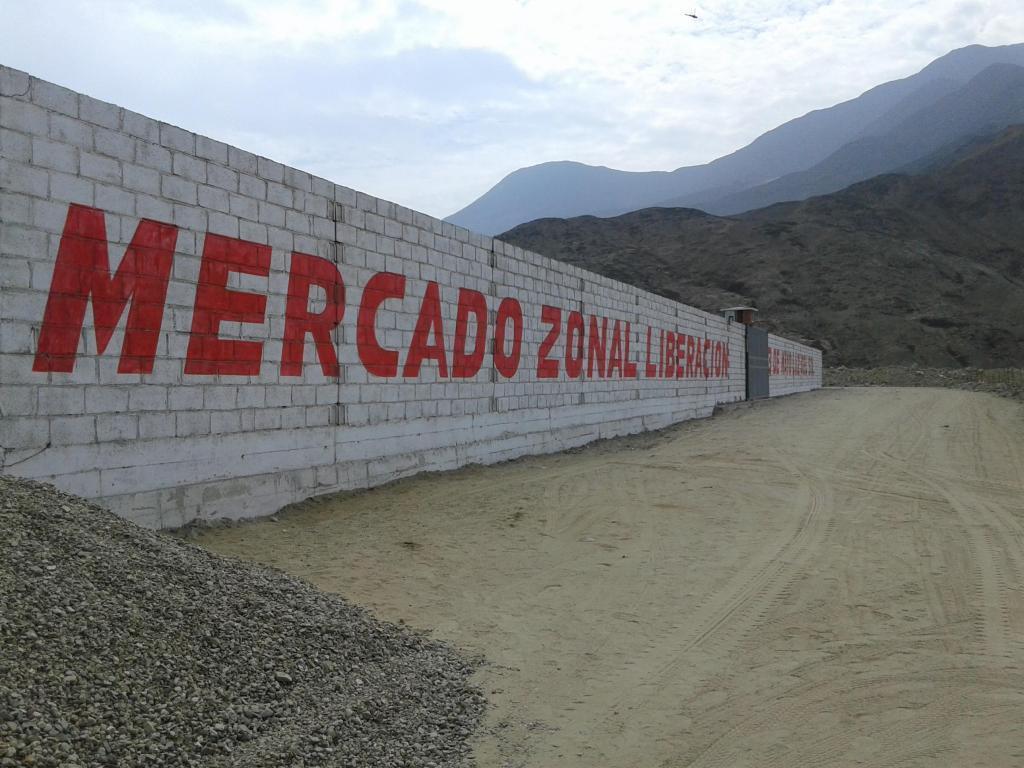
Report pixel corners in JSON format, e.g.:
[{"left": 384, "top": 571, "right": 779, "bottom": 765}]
[
  {"left": 699, "top": 63, "right": 1024, "bottom": 214},
  {"left": 449, "top": 43, "right": 1024, "bottom": 235},
  {"left": 500, "top": 127, "right": 1024, "bottom": 368}
]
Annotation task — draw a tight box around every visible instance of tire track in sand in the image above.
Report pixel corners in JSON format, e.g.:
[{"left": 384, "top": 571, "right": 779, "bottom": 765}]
[{"left": 595, "top": 451, "right": 835, "bottom": 743}]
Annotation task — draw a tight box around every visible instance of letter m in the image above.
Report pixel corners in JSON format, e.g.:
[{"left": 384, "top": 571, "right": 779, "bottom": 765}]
[{"left": 33, "top": 204, "right": 178, "bottom": 374}]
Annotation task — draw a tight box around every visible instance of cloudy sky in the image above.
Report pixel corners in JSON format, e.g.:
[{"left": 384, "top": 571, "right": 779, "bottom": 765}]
[{"left": 4, "top": 0, "right": 1024, "bottom": 217}]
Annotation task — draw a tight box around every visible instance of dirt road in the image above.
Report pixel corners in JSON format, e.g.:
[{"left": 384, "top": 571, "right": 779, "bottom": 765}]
[{"left": 197, "top": 388, "right": 1024, "bottom": 767}]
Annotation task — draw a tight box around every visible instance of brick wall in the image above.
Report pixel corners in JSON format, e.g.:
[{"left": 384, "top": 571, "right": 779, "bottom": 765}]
[
  {"left": 768, "top": 333, "right": 823, "bottom": 397},
  {"left": 1, "top": 65, "right": 818, "bottom": 528}
]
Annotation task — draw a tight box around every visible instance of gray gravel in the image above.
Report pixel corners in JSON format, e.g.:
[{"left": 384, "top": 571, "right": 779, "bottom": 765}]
[{"left": 0, "top": 475, "right": 485, "bottom": 767}]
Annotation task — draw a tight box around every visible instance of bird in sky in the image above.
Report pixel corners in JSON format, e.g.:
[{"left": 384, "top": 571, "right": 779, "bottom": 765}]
[{"left": 684, "top": 7, "right": 698, "bottom": 19}]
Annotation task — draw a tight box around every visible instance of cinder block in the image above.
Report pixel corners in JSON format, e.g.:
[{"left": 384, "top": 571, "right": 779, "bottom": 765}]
[
  {"left": 239, "top": 220, "right": 267, "bottom": 244},
  {"left": 31, "top": 137, "right": 77, "bottom": 172},
  {"left": 0, "top": 385, "right": 36, "bottom": 416},
  {"left": 135, "top": 193, "right": 174, "bottom": 222},
  {"left": 280, "top": 406, "right": 306, "bottom": 428},
  {"left": 38, "top": 386, "right": 86, "bottom": 415},
  {"left": 239, "top": 409, "right": 255, "bottom": 431},
  {"left": 78, "top": 95, "right": 121, "bottom": 130},
  {"left": 313, "top": 216, "right": 334, "bottom": 239},
  {"left": 283, "top": 166, "right": 311, "bottom": 191},
  {"left": 1, "top": 127, "right": 32, "bottom": 163},
  {"left": 49, "top": 171, "right": 94, "bottom": 205},
  {"left": 123, "top": 163, "right": 160, "bottom": 195},
  {"left": 228, "top": 193, "right": 258, "bottom": 221},
  {"left": 268, "top": 182, "right": 292, "bottom": 207},
  {"left": 0, "top": 67, "right": 30, "bottom": 97},
  {"left": 0, "top": 260, "right": 31, "bottom": 292},
  {"left": 285, "top": 209, "right": 309, "bottom": 234},
  {"left": 254, "top": 408, "right": 282, "bottom": 430},
  {"left": 122, "top": 110, "right": 160, "bottom": 143},
  {"left": 198, "top": 184, "right": 229, "bottom": 213},
  {"left": 1, "top": 416, "right": 49, "bottom": 449},
  {"left": 160, "top": 123, "right": 194, "bottom": 153},
  {"left": 161, "top": 174, "right": 197, "bottom": 204},
  {"left": 86, "top": 387, "right": 129, "bottom": 413},
  {"left": 257, "top": 156, "right": 284, "bottom": 183},
  {"left": 1, "top": 223, "right": 47, "bottom": 258},
  {"left": 258, "top": 201, "right": 286, "bottom": 227},
  {"left": 365, "top": 212, "right": 383, "bottom": 234},
  {"left": 172, "top": 203, "right": 206, "bottom": 232},
  {"left": 305, "top": 405, "right": 332, "bottom": 427},
  {"left": 136, "top": 140, "right": 172, "bottom": 172},
  {"left": 95, "top": 183, "right": 135, "bottom": 216},
  {"left": 196, "top": 135, "right": 228, "bottom": 163},
  {"left": 96, "top": 413, "right": 138, "bottom": 441},
  {"left": 80, "top": 151, "right": 121, "bottom": 184},
  {"left": 50, "top": 415, "right": 96, "bottom": 446},
  {"left": 128, "top": 386, "right": 168, "bottom": 411},
  {"left": 208, "top": 211, "right": 239, "bottom": 238},
  {"left": 228, "top": 146, "right": 258, "bottom": 174},
  {"left": 172, "top": 151, "right": 207, "bottom": 183},
  {"left": 49, "top": 113, "right": 93, "bottom": 149},
  {"left": 139, "top": 412, "right": 176, "bottom": 439},
  {"left": 236, "top": 386, "right": 266, "bottom": 408},
  {"left": 1, "top": 159, "right": 48, "bottom": 197},
  {"left": 211, "top": 410, "right": 242, "bottom": 434},
  {"left": 207, "top": 163, "right": 238, "bottom": 192},
  {"left": 168, "top": 387, "right": 204, "bottom": 411},
  {"left": 1, "top": 97, "right": 47, "bottom": 134},
  {"left": 384, "top": 218, "right": 403, "bottom": 239},
  {"left": 176, "top": 410, "right": 210, "bottom": 437},
  {"left": 239, "top": 174, "right": 266, "bottom": 200},
  {"left": 303, "top": 194, "right": 328, "bottom": 218},
  {"left": 0, "top": 354, "right": 38, "bottom": 385},
  {"left": 265, "top": 386, "right": 292, "bottom": 407},
  {"left": 204, "top": 385, "right": 237, "bottom": 410}
]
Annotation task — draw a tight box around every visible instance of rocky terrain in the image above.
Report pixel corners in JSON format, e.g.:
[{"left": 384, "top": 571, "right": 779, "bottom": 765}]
[
  {"left": 826, "top": 367, "right": 1024, "bottom": 402},
  {"left": 0, "top": 476, "right": 485, "bottom": 767},
  {"left": 502, "top": 126, "right": 1024, "bottom": 369}
]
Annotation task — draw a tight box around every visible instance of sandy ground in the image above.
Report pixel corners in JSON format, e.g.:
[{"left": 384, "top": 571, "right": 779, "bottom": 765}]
[{"left": 197, "top": 388, "right": 1024, "bottom": 767}]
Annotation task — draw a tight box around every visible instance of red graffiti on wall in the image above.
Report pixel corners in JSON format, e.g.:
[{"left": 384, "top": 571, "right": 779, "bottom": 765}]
[
  {"left": 33, "top": 204, "right": 176, "bottom": 374},
  {"left": 768, "top": 347, "right": 816, "bottom": 378},
  {"left": 32, "top": 204, "right": 737, "bottom": 382}
]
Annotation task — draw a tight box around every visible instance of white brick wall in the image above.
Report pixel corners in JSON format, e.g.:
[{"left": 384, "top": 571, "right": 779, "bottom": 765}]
[
  {"left": 1, "top": 65, "right": 819, "bottom": 528},
  {"left": 768, "top": 333, "right": 823, "bottom": 396}
]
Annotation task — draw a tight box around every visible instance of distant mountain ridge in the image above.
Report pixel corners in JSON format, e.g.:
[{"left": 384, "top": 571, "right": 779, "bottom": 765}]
[
  {"left": 498, "top": 125, "right": 1024, "bottom": 368},
  {"left": 448, "top": 43, "right": 1024, "bottom": 235},
  {"left": 697, "top": 63, "right": 1024, "bottom": 214}
]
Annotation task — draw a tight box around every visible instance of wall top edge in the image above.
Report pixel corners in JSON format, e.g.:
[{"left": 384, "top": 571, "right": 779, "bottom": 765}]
[{"left": 1, "top": 63, "right": 816, "bottom": 350}]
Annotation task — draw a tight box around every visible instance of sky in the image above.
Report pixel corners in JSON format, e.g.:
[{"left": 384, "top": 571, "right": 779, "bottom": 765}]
[{"left": 4, "top": 0, "right": 1024, "bottom": 218}]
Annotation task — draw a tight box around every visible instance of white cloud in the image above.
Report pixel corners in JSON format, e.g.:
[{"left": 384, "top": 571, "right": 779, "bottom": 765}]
[{"left": 3, "top": 0, "right": 1023, "bottom": 217}]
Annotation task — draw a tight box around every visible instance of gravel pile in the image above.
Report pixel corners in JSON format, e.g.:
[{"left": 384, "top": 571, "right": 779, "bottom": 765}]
[
  {"left": 0, "top": 475, "right": 485, "bottom": 767},
  {"left": 825, "top": 366, "right": 1024, "bottom": 402}
]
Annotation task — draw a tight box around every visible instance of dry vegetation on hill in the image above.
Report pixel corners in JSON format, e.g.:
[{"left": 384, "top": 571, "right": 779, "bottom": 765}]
[{"left": 502, "top": 127, "right": 1024, "bottom": 368}]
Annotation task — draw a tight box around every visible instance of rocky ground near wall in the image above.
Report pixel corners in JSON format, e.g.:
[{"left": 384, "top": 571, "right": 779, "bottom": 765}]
[
  {"left": 825, "top": 366, "right": 1024, "bottom": 402},
  {"left": 0, "top": 475, "right": 485, "bottom": 768}
]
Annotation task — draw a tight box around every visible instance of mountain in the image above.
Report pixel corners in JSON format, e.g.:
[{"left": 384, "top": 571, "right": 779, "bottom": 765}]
[
  {"left": 698, "top": 63, "right": 1024, "bottom": 214},
  {"left": 448, "top": 43, "right": 1024, "bottom": 235},
  {"left": 498, "top": 126, "right": 1024, "bottom": 368}
]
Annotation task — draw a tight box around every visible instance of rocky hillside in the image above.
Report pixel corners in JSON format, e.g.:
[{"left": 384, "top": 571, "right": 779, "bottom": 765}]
[
  {"left": 698, "top": 63, "right": 1024, "bottom": 214},
  {"left": 500, "top": 126, "right": 1024, "bottom": 368}
]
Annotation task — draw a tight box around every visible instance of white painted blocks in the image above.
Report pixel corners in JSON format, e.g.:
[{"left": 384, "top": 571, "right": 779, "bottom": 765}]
[
  {"left": 0, "top": 64, "right": 821, "bottom": 528},
  {"left": 768, "top": 333, "right": 822, "bottom": 397}
]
